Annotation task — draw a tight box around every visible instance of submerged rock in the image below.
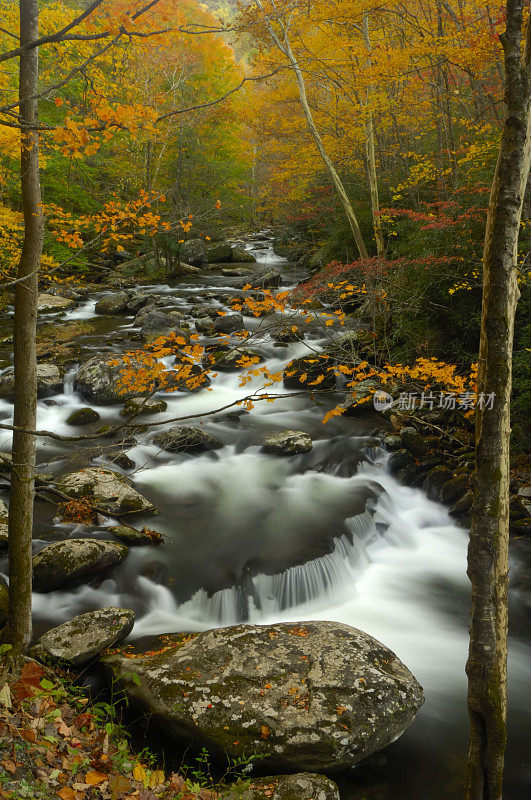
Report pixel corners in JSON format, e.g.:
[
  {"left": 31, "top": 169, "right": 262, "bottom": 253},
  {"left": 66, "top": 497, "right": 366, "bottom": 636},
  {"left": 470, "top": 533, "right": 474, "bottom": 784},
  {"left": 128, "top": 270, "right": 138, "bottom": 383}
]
[
  {"left": 66, "top": 407, "right": 101, "bottom": 426},
  {"left": 31, "top": 607, "right": 135, "bottom": 665},
  {"left": 153, "top": 426, "right": 223, "bottom": 454},
  {"left": 109, "top": 524, "right": 160, "bottom": 545},
  {"left": 0, "top": 363, "right": 64, "bottom": 401},
  {"left": 103, "top": 621, "right": 424, "bottom": 772},
  {"left": 221, "top": 773, "right": 340, "bottom": 800},
  {"left": 262, "top": 430, "right": 313, "bottom": 456},
  {"left": 57, "top": 467, "right": 157, "bottom": 515},
  {"left": 33, "top": 538, "right": 129, "bottom": 592}
]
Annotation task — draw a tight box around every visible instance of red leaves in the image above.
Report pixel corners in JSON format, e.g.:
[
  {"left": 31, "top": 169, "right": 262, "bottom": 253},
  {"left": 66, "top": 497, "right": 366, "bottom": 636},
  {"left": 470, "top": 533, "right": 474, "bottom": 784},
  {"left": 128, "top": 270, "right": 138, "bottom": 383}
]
[
  {"left": 57, "top": 498, "right": 97, "bottom": 525},
  {"left": 11, "top": 661, "right": 45, "bottom": 700}
]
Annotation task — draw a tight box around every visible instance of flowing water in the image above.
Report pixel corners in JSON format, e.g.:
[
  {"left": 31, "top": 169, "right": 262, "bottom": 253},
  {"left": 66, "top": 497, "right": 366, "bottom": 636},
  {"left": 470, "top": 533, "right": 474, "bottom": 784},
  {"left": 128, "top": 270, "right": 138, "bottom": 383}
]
[{"left": 0, "top": 239, "right": 529, "bottom": 798}]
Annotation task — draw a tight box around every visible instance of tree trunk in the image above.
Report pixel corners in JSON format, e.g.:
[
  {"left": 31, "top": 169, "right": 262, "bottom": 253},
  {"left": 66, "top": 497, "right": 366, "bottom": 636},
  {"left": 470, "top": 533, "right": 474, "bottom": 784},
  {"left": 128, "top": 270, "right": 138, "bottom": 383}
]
[
  {"left": 464, "top": 2, "right": 531, "bottom": 798},
  {"left": 257, "top": 0, "right": 369, "bottom": 259},
  {"left": 5, "top": 0, "right": 44, "bottom": 671},
  {"left": 362, "top": 15, "right": 385, "bottom": 256}
]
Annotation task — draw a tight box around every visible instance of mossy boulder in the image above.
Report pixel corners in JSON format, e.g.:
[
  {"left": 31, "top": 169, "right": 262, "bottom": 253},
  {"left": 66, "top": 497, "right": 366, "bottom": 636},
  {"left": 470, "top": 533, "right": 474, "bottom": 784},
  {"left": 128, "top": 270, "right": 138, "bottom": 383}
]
[
  {"left": 121, "top": 397, "right": 168, "bottom": 417},
  {"left": 0, "top": 363, "right": 64, "bottom": 400},
  {"left": 283, "top": 355, "right": 336, "bottom": 391},
  {"left": 30, "top": 607, "right": 135, "bottom": 666},
  {"left": 57, "top": 467, "right": 157, "bottom": 515},
  {"left": 231, "top": 246, "right": 257, "bottom": 263},
  {"left": 95, "top": 291, "right": 130, "bottom": 314},
  {"left": 37, "top": 293, "right": 75, "bottom": 313},
  {"left": 213, "top": 314, "right": 245, "bottom": 334},
  {"left": 206, "top": 241, "right": 233, "bottom": 263},
  {"left": 204, "top": 347, "right": 263, "bottom": 372},
  {"left": 180, "top": 238, "right": 207, "bottom": 266},
  {"left": 262, "top": 430, "right": 313, "bottom": 456},
  {"left": 33, "top": 538, "right": 129, "bottom": 592},
  {"left": 400, "top": 426, "right": 428, "bottom": 458},
  {"left": 75, "top": 354, "right": 164, "bottom": 403},
  {"left": 103, "top": 621, "right": 424, "bottom": 772},
  {"left": 66, "top": 407, "right": 101, "bottom": 426},
  {"left": 153, "top": 426, "right": 223, "bottom": 454},
  {"left": 221, "top": 773, "right": 340, "bottom": 800}
]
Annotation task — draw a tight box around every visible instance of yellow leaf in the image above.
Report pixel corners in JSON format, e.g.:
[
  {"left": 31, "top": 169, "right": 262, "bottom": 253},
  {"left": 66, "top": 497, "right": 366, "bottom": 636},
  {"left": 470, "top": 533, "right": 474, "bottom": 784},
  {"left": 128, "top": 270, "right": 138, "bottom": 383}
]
[
  {"left": 149, "top": 770, "right": 165, "bottom": 788},
  {"left": 85, "top": 770, "right": 108, "bottom": 786}
]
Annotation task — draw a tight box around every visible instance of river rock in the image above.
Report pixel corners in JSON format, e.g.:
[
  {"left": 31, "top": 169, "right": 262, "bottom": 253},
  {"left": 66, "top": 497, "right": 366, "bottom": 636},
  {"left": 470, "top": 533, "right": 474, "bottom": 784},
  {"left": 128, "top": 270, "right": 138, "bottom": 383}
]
[
  {"left": 387, "top": 449, "right": 415, "bottom": 475},
  {"left": 237, "top": 268, "right": 281, "bottom": 289},
  {"left": 0, "top": 363, "right": 64, "bottom": 400},
  {"left": 38, "top": 293, "right": 75, "bottom": 313},
  {"left": 213, "top": 314, "right": 245, "bottom": 334},
  {"left": 400, "top": 427, "right": 428, "bottom": 458},
  {"left": 195, "top": 317, "right": 216, "bottom": 334},
  {"left": 153, "top": 426, "right": 223, "bottom": 453},
  {"left": 231, "top": 246, "right": 257, "bottom": 263},
  {"left": 75, "top": 353, "right": 163, "bottom": 403},
  {"left": 222, "top": 774, "right": 340, "bottom": 800},
  {"left": 206, "top": 241, "right": 233, "bottom": 263},
  {"left": 423, "top": 466, "right": 453, "bottom": 501},
  {"left": 441, "top": 475, "right": 469, "bottom": 505},
  {"left": 337, "top": 380, "right": 382, "bottom": 414},
  {"left": 30, "top": 607, "right": 135, "bottom": 666},
  {"left": 126, "top": 293, "right": 150, "bottom": 313},
  {"left": 95, "top": 291, "right": 130, "bottom": 314},
  {"left": 220, "top": 267, "right": 253, "bottom": 277},
  {"left": 283, "top": 355, "right": 336, "bottom": 390},
  {"left": 262, "top": 430, "right": 313, "bottom": 455},
  {"left": 109, "top": 525, "right": 159, "bottom": 545},
  {"left": 57, "top": 467, "right": 157, "bottom": 515},
  {"left": 121, "top": 397, "right": 168, "bottom": 416},
  {"left": 66, "top": 407, "right": 101, "bottom": 426},
  {"left": 169, "top": 261, "right": 200, "bottom": 276},
  {"left": 273, "top": 325, "right": 304, "bottom": 343},
  {"left": 181, "top": 238, "right": 207, "bottom": 266},
  {"left": 33, "top": 538, "right": 129, "bottom": 592},
  {"left": 141, "top": 310, "right": 189, "bottom": 342},
  {"left": 204, "top": 347, "right": 263, "bottom": 372},
  {"left": 103, "top": 621, "right": 424, "bottom": 772},
  {"left": 0, "top": 498, "right": 8, "bottom": 550}
]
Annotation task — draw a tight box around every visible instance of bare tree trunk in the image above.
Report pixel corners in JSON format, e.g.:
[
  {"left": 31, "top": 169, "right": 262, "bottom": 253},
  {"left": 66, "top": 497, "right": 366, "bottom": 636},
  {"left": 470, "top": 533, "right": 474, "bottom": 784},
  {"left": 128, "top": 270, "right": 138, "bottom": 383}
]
[
  {"left": 257, "top": 0, "right": 369, "bottom": 259},
  {"left": 362, "top": 15, "right": 384, "bottom": 256},
  {"left": 464, "top": 2, "right": 531, "bottom": 798},
  {"left": 6, "top": 0, "right": 44, "bottom": 670}
]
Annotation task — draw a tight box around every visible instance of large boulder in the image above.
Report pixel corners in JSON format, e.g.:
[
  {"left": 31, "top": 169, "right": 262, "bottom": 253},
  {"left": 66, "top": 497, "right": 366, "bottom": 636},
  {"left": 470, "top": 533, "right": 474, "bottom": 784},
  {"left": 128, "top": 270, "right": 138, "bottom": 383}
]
[
  {"left": 204, "top": 347, "right": 263, "bottom": 372},
  {"left": 221, "top": 774, "right": 340, "bottom": 800},
  {"left": 140, "top": 310, "right": 189, "bottom": 342},
  {"left": 75, "top": 354, "right": 164, "bottom": 403},
  {"left": 38, "top": 293, "right": 75, "bottom": 313},
  {"left": 181, "top": 238, "right": 207, "bottom": 266},
  {"left": 57, "top": 467, "right": 157, "bottom": 515},
  {"left": 33, "top": 538, "right": 129, "bottom": 592},
  {"left": 95, "top": 291, "right": 130, "bottom": 314},
  {"left": 0, "top": 363, "right": 64, "bottom": 400},
  {"left": 66, "top": 407, "right": 101, "bottom": 426},
  {"left": 283, "top": 355, "right": 336, "bottom": 391},
  {"left": 153, "top": 426, "right": 223, "bottom": 453},
  {"left": 237, "top": 268, "right": 281, "bottom": 289},
  {"left": 213, "top": 314, "right": 245, "bottom": 334},
  {"left": 206, "top": 241, "right": 233, "bottom": 263},
  {"left": 262, "top": 430, "right": 313, "bottom": 456},
  {"left": 103, "top": 621, "right": 424, "bottom": 772},
  {"left": 121, "top": 397, "right": 168, "bottom": 417},
  {"left": 30, "top": 607, "right": 135, "bottom": 666},
  {"left": 231, "top": 246, "right": 257, "bottom": 263}
]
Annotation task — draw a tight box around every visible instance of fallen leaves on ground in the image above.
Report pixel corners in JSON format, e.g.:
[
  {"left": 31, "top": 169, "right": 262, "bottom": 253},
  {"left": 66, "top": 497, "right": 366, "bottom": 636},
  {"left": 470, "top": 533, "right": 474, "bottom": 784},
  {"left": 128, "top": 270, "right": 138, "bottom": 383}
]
[{"left": 0, "top": 661, "right": 219, "bottom": 800}]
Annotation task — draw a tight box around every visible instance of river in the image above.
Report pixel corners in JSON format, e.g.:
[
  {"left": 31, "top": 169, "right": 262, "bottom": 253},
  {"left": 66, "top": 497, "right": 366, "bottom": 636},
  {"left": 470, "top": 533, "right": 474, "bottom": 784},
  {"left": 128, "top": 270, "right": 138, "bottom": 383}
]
[{"left": 0, "top": 237, "right": 529, "bottom": 798}]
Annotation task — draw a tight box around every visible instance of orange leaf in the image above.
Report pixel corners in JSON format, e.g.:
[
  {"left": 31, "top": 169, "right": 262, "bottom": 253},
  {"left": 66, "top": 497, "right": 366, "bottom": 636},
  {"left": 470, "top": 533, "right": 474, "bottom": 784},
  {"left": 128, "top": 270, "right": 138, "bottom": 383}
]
[
  {"left": 260, "top": 725, "right": 271, "bottom": 739},
  {"left": 57, "top": 789, "right": 76, "bottom": 800},
  {"left": 84, "top": 770, "right": 108, "bottom": 786}
]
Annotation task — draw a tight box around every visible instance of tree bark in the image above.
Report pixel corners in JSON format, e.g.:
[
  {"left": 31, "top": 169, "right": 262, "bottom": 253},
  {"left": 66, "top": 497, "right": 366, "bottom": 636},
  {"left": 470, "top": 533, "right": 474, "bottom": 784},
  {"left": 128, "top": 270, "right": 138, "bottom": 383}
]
[
  {"left": 362, "top": 15, "right": 385, "bottom": 256},
  {"left": 464, "top": 2, "right": 531, "bottom": 798},
  {"left": 5, "top": 0, "right": 44, "bottom": 669}
]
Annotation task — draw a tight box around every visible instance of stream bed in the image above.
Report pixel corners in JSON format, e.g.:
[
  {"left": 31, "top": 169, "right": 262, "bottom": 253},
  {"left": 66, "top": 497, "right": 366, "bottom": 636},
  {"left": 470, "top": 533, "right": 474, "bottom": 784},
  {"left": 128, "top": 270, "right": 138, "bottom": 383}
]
[{"left": 0, "top": 238, "right": 530, "bottom": 799}]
